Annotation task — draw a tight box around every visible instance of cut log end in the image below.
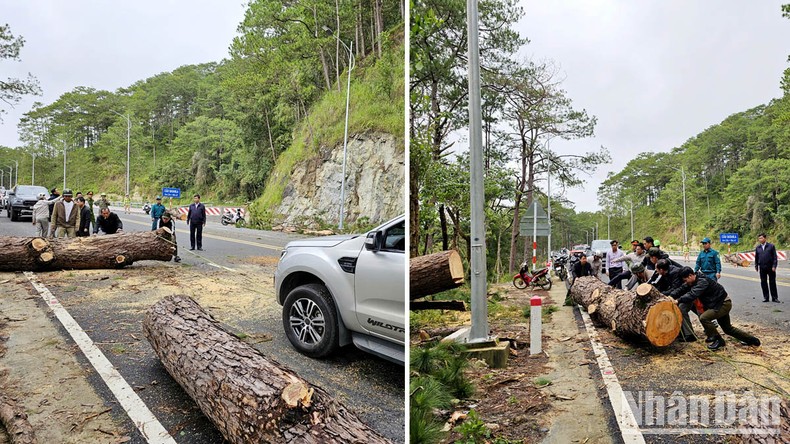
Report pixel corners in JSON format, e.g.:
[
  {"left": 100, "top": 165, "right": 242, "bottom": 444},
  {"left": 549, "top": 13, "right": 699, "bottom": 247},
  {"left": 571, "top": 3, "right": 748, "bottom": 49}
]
[
  {"left": 282, "top": 382, "right": 313, "bottom": 409},
  {"left": 644, "top": 300, "right": 682, "bottom": 347},
  {"left": 635, "top": 283, "right": 652, "bottom": 298},
  {"left": 31, "top": 238, "right": 49, "bottom": 251},
  {"left": 39, "top": 252, "right": 54, "bottom": 263},
  {"left": 588, "top": 304, "right": 598, "bottom": 314},
  {"left": 115, "top": 255, "right": 126, "bottom": 264}
]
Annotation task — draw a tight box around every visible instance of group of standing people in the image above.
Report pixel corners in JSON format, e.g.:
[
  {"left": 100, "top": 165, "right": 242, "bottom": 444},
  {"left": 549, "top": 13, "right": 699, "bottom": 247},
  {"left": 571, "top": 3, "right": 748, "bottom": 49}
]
[
  {"left": 568, "top": 234, "right": 775, "bottom": 350},
  {"left": 32, "top": 188, "right": 120, "bottom": 238},
  {"left": 31, "top": 190, "right": 208, "bottom": 261}
]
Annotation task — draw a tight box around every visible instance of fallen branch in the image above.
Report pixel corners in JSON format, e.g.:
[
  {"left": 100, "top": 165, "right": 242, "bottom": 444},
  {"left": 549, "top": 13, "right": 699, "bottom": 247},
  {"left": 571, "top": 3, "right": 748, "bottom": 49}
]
[{"left": 0, "top": 394, "right": 36, "bottom": 444}]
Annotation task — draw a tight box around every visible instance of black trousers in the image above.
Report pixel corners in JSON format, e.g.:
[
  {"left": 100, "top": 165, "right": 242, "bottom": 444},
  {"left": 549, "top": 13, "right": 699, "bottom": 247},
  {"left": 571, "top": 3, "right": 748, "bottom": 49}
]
[
  {"left": 758, "top": 267, "right": 778, "bottom": 301},
  {"left": 607, "top": 267, "right": 624, "bottom": 289},
  {"left": 189, "top": 223, "right": 203, "bottom": 249}
]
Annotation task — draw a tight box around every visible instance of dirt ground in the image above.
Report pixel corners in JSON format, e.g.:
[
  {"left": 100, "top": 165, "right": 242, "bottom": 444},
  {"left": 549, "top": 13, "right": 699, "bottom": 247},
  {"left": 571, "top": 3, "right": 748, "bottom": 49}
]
[{"left": 413, "top": 282, "right": 611, "bottom": 443}]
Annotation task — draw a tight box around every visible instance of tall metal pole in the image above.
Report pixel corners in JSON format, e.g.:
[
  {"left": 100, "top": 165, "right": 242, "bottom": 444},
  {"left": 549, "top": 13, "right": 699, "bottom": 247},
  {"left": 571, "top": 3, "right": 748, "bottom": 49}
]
[
  {"left": 607, "top": 214, "right": 610, "bottom": 239},
  {"left": 338, "top": 39, "right": 354, "bottom": 230},
  {"left": 0, "top": 170, "right": 3, "bottom": 188},
  {"left": 63, "top": 140, "right": 67, "bottom": 190},
  {"left": 681, "top": 166, "right": 687, "bottom": 245},
  {"left": 547, "top": 165, "right": 551, "bottom": 257},
  {"left": 126, "top": 115, "right": 131, "bottom": 196},
  {"left": 630, "top": 200, "right": 634, "bottom": 241},
  {"left": 31, "top": 154, "right": 35, "bottom": 185},
  {"left": 14, "top": 160, "right": 18, "bottom": 186},
  {"left": 467, "top": 0, "right": 488, "bottom": 342}
]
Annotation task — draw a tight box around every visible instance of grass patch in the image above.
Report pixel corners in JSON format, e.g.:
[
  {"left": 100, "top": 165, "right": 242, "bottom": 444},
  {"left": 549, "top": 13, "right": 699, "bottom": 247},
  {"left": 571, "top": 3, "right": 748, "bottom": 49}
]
[
  {"left": 235, "top": 332, "right": 248, "bottom": 340},
  {"left": 533, "top": 377, "right": 552, "bottom": 387},
  {"left": 62, "top": 285, "right": 78, "bottom": 292},
  {"left": 522, "top": 304, "right": 560, "bottom": 320},
  {"left": 772, "top": 309, "right": 782, "bottom": 313},
  {"left": 110, "top": 345, "right": 127, "bottom": 355}
]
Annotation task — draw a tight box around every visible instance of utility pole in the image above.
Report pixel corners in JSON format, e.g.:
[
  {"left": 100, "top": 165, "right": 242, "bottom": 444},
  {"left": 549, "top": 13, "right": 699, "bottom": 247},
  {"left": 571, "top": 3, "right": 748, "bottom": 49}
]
[
  {"left": 31, "top": 153, "right": 35, "bottom": 185},
  {"left": 63, "top": 140, "right": 67, "bottom": 190},
  {"left": 14, "top": 160, "right": 18, "bottom": 186},
  {"left": 630, "top": 200, "right": 634, "bottom": 241},
  {"left": 467, "top": 0, "right": 488, "bottom": 342}
]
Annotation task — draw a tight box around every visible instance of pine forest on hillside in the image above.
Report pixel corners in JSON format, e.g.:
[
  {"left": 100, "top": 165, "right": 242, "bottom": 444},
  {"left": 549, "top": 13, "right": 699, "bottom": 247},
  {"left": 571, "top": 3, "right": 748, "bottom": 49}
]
[{"left": 0, "top": 0, "right": 404, "bottom": 229}]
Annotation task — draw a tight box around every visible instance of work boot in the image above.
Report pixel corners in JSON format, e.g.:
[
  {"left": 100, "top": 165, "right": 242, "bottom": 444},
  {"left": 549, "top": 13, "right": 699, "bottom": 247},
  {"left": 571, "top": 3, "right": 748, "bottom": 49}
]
[
  {"left": 174, "top": 256, "right": 181, "bottom": 263},
  {"left": 707, "top": 336, "right": 725, "bottom": 351},
  {"left": 705, "top": 336, "right": 715, "bottom": 343},
  {"left": 740, "top": 337, "right": 761, "bottom": 347}
]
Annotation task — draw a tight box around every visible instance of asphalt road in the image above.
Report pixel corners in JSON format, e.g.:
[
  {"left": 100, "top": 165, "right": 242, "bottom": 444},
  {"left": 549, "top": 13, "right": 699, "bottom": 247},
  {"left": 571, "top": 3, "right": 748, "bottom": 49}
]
[{"left": 0, "top": 209, "right": 405, "bottom": 443}]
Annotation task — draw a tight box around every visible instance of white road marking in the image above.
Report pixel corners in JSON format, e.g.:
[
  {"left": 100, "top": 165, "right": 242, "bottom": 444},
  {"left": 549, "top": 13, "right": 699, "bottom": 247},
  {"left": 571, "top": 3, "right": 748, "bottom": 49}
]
[
  {"left": 578, "top": 306, "right": 646, "bottom": 443},
  {"left": 24, "top": 272, "right": 177, "bottom": 444}
]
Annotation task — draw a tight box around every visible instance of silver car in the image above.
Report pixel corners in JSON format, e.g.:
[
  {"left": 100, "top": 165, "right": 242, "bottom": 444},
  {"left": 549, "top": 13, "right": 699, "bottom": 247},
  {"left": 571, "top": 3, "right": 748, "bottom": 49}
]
[{"left": 274, "top": 215, "right": 405, "bottom": 364}]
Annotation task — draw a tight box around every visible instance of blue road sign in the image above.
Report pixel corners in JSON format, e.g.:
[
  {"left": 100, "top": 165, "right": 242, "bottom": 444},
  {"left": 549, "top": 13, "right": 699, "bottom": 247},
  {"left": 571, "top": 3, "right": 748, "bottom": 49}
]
[
  {"left": 719, "top": 233, "right": 739, "bottom": 244},
  {"left": 162, "top": 187, "right": 181, "bottom": 198}
]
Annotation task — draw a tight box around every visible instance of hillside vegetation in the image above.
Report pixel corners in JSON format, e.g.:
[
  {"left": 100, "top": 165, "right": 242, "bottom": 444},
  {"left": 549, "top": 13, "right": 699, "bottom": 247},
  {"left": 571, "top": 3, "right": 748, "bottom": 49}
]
[{"left": 0, "top": 0, "right": 403, "bottom": 228}]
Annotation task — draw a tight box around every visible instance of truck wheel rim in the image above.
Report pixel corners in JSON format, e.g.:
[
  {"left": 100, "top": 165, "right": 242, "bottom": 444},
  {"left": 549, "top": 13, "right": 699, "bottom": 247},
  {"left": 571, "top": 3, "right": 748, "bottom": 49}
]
[{"left": 289, "top": 298, "right": 325, "bottom": 345}]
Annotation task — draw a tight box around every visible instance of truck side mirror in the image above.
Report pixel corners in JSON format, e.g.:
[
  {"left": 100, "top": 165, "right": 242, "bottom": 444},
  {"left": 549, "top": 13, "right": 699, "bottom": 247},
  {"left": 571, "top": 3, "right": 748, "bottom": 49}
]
[{"left": 364, "top": 231, "right": 383, "bottom": 251}]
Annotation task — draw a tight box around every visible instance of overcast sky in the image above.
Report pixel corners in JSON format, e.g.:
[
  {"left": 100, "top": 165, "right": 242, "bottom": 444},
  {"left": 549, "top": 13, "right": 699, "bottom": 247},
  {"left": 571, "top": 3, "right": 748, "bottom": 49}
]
[
  {"left": 517, "top": 1, "right": 790, "bottom": 213},
  {"left": 1, "top": 1, "right": 247, "bottom": 147}
]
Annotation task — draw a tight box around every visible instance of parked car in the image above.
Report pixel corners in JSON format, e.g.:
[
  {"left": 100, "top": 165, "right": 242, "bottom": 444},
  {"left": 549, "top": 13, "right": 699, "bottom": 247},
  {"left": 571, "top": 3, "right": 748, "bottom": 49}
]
[
  {"left": 6, "top": 185, "right": 50, "bottom": 221},
  {"left": 274, "top": 215, "right": 405, "bottom": 364}
]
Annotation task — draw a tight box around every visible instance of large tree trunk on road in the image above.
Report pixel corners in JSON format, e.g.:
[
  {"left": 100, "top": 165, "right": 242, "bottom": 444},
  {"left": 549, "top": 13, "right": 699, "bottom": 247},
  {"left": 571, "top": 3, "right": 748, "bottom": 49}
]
[
  {"left": 409, "top": 250, "right": 464, "bottom": 300},
  {"left": 0, "top": 228, "right": 175, "bottom": 271},
  {"left": 570, "top": 277, "right": 682, "bottom": 347},
  {"left": 143, "top": 295, "right": 390, "bottom": 444}
]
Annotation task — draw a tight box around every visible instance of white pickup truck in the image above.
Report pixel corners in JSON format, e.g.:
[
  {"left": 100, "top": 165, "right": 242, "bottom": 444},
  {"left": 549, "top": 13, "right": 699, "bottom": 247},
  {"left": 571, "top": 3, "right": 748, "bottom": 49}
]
[{"left": 274, "top": 215, "right": 405, "bottom": 364}]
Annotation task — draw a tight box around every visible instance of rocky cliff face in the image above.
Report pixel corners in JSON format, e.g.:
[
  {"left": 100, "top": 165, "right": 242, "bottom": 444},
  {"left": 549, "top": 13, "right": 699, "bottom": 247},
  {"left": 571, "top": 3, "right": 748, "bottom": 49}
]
[{"left": 273, "top": 132, "right": 404, "bottom": 230}]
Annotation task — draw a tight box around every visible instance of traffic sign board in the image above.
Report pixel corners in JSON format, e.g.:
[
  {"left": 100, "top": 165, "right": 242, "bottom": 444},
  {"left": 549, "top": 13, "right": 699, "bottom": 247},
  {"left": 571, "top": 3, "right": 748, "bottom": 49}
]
[
  {"left": 719, "top": 233, "right": 739, "bottom": 244},
  {"left": 162, "top": 187, "right": 181, "bottom": 198}
]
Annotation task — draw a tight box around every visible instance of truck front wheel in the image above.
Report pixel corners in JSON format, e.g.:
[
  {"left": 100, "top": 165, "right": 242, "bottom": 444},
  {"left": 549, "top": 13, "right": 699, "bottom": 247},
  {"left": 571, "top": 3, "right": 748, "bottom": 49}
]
[{"left": 282, "top": 284, "right": 340, "bottom": 358}]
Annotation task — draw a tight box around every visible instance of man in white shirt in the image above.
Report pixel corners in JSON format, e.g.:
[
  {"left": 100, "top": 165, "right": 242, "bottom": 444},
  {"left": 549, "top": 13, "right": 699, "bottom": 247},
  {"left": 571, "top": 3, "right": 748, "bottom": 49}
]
[
  {"left": 605, "top": 240, "right": 626, "bottom": 288},
  {"left": 50, "top": 189, "right": 80, "bottom": 238}
]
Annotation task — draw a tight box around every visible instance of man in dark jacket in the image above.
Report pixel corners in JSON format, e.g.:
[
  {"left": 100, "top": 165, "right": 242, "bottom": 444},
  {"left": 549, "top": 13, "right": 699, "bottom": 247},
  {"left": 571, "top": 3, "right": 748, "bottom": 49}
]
[
  {"left": 94, "top": 208, "right": 123, "bottom": 235},
  {"left": 668, "top": 267, "right": 760, "bottom": 350},
  {"left": 651, "top": 259, "right": 696, "bottom": 341},
  {"left": 157, "top": 211, "right": 181, "bottom": 262},
  {"left": 75, "top": 197, "right": 92, "bottom": 237},
  {"left": 645, "top": 247, "right": 681, "bottom": 270},
  {"left": 754, "top": 233, "right": 779, "bottom": 302},
  {"left": 187, "top": 194, "right": 206, "bottom": 251}
]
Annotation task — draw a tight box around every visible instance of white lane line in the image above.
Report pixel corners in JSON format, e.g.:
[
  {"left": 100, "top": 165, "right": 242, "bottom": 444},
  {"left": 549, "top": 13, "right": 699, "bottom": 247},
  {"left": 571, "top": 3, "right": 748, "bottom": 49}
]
[
  {"left": 578, "top": 306, "right": 646, "bottom": 443},
  {"left": 24, "top": 272, "right": 177, "bottom": 444}
]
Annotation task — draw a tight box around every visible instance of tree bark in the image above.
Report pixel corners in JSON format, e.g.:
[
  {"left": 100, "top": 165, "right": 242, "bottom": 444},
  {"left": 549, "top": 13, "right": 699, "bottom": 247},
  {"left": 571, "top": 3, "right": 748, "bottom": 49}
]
[
  {"left": 0, "top": 228, "right": 175, "bottom": 272},
  {"left": 143, "top": 295, "right": 390, "bottom": 444},
  {"left": 0, "top": 394, "right": 36, "bottom": 444},
  {"left": 570, "top": 277, "right": 682, "bottom": 347},
  {"left": 409, "top": 250, "right": 465, "bottom": 300}
]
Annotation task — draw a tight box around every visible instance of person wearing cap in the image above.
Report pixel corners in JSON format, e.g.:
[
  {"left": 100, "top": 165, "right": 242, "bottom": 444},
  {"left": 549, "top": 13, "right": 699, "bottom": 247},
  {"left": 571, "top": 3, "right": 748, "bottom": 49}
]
[
  {"left": 666, "top": 267, "right": 760, "bottom": 350},
  {"left": 50, "top": 189, "right": 80, "bottom": 238},
  {"left": 96, "top": 193, "right": 111, "bottom": 212},
  {"left": 187, "top": 194, "right": 207, "bottom": 250},
  {"left": 694, "top": 237, "right": 721, "bottom": 281},
  {"left": 123, "top": 194, "right": 131, "bottom": 214},
  {"left": 157, "top": 211, "right": 181, "bottom": 262},
  {"left": 624, "top": 262, "right": 651, "bottom": 291},
  {"left": 75, "top": 197, "right": 92, "bottom": 237},
  {"left": 150, "top": 196, "right": 166, "bottom": 231},
  {"left": 643, "top": 245, "right": 677, "bottom": 270},
  {"left": 31, "top": 192, "right": 57, "bottom": 237}
]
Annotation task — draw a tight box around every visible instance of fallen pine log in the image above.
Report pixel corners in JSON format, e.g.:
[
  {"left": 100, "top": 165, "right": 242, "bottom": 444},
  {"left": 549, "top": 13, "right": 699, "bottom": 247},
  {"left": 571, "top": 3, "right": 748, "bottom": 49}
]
[
  {"left": 409, "top": 250, "right": 464, "bottom": 300},
  {"left": 143, "top": 295, "right": 390, "bottom": 444},
  {"left": 0, "top": 228, "right": 175, "bottom": 271},
  {"left": 570, "top": 276, "right": 682, "bottom": 347},
  {"left": 0, "top": 394, "right": 36, "bottom": 444}
]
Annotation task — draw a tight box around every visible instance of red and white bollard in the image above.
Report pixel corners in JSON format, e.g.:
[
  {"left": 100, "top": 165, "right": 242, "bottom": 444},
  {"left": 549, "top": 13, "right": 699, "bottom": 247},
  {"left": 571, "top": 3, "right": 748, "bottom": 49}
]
[{"left": 530, "top": 295, "right": 542, "bottom": 355}]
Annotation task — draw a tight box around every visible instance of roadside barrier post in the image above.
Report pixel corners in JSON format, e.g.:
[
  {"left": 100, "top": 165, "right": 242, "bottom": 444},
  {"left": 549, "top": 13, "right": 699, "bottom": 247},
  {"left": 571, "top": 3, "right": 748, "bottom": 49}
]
[{"left": 530, "top": 295, "right": 542, "bottom": 355}]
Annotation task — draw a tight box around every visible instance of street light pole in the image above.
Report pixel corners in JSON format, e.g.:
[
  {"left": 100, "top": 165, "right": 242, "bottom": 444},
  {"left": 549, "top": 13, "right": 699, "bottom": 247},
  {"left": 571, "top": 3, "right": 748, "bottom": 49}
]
[
  {"left": 14, "top": 160, "right": 18, "bottom": 186},
  {"left": 111, "top": 110, "right": 132, "bottom": 196},
  {"left": 669, "top": 166, "right": 688, "bottom": 245},
  {"left": 63, "top": 140, "right": 67, "bottom": 190},
  {"left": 31, "top": 153, "right": 35, "bottom": 185},
  {"left": 322, "top": 27, "right": 355, "bottom": 231}
]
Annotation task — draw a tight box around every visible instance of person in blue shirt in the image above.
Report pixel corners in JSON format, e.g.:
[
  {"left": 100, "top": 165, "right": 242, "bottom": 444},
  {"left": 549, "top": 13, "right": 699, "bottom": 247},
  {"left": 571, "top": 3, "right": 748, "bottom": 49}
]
[
  {"left": 694, "top": 237, "right": 721, "bottom": 281},
  {"left": 150, "top": 196, "right": 166, "bottom": 230}
]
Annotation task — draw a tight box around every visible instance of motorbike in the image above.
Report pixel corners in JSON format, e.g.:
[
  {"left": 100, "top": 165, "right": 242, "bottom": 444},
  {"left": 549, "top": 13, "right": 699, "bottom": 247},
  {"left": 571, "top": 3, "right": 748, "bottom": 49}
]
[
  {"left": 513, "top": 261, "right": 552, "bottom": 290},
  {"left": 551, "top": 252, "right": 569, "bottom": 282},
  {"left": 221, "top": 210, "right": 246, "bottom": 227},
  {"left": 142, "top": 203, "right": 151, "bottom": 214}
]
